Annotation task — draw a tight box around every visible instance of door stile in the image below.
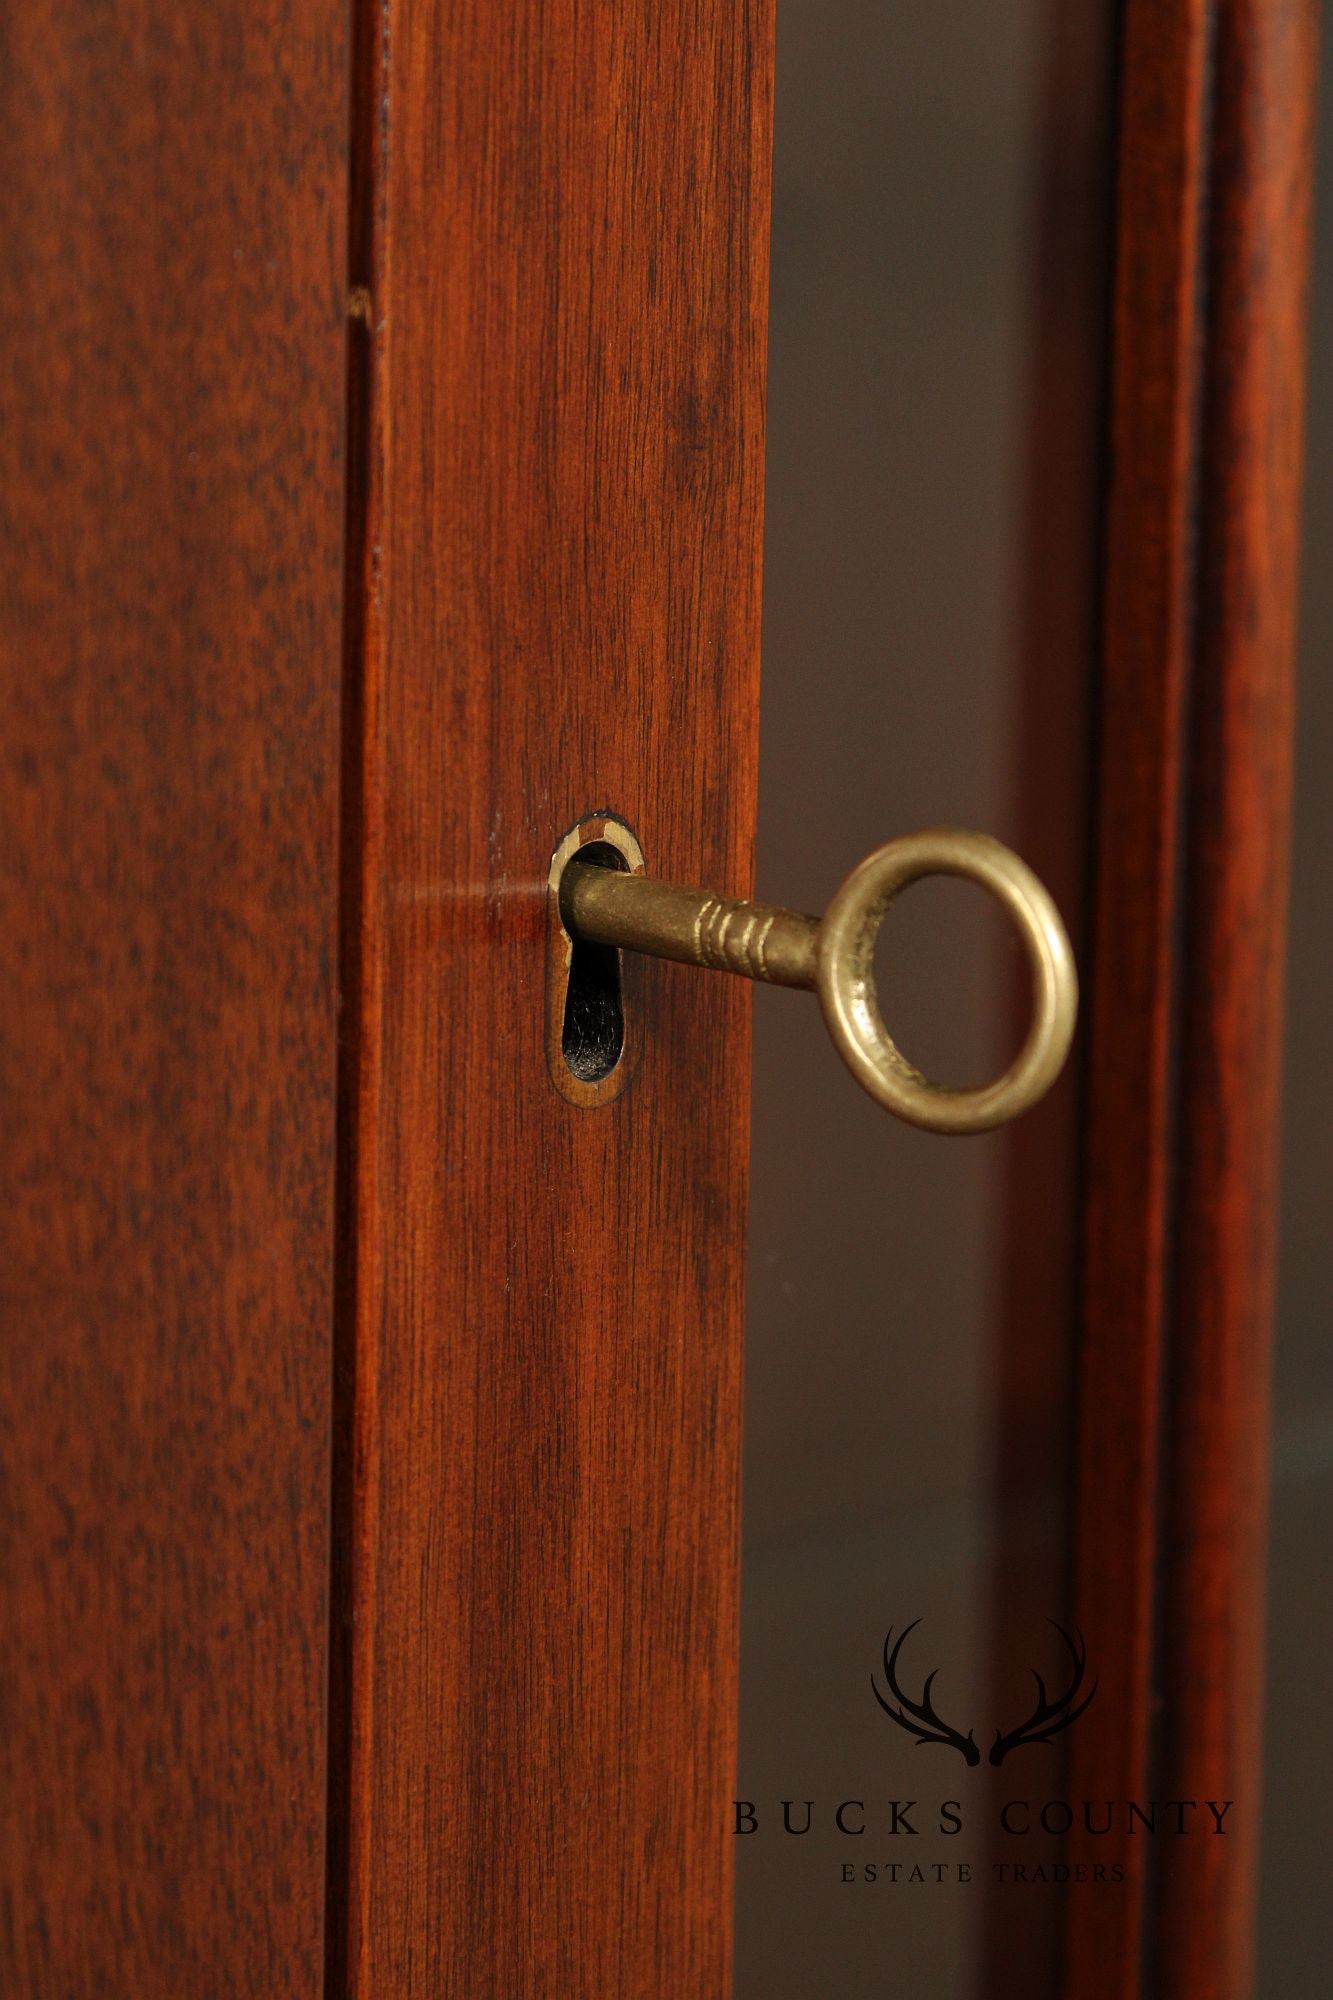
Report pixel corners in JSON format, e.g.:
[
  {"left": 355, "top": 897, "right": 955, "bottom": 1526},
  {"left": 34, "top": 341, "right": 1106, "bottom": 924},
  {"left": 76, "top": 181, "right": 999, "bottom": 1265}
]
[{"left": 329, "top": 4, "right": 776, "bottom": 1993}]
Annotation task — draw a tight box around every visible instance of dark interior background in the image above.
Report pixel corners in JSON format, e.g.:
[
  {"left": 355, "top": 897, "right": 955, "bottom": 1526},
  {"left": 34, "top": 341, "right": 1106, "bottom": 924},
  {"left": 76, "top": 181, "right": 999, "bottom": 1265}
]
[{"left": 739, "top": 2, "right": 1329, "bottom": 1994}]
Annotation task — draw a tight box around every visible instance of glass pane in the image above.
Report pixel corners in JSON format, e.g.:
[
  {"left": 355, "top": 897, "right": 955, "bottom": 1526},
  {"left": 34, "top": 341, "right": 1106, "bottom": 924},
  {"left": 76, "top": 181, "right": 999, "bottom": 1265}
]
[{"left": 737, "top": 2, "right": 1111, "bottom": 1993}]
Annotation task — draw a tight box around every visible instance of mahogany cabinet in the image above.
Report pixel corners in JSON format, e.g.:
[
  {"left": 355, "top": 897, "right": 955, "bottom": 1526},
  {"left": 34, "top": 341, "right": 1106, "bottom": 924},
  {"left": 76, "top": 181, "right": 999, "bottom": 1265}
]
[{"left": 0, "top": 1, "right": 1316, "bottom": 1995}]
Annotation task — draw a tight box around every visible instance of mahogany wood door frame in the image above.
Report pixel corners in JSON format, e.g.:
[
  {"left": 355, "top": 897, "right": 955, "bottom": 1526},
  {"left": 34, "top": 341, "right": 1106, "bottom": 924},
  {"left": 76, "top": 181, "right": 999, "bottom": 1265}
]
[
  {"left": 331, "top": 3, "right": 774, "bottom": 1993},
  {"left": 1068, "top": 2, "right": 1317, "bottom": 1996}
]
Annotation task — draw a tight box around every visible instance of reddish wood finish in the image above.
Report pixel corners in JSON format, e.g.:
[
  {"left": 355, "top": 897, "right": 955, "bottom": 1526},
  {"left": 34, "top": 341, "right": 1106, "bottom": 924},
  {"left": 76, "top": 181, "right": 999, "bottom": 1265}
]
[
  {"left": 1154, "top": 4, "right": 1318, "bottom": 1991},
  {"left": 1, "top": 4, "right": 1309, "bottom": 1992},
  {"left": 1066, "top": 2, "right": 1316, "bottom": 1995},
  {"left": 332, "top": 3, "right": 774, "bottom": 1994},
  {"left": 1065, "top": 6, "right": 1213, "bottom": 1988},
  {"left": 0, "top": 4, "right": 349, "bottom": 1996}
]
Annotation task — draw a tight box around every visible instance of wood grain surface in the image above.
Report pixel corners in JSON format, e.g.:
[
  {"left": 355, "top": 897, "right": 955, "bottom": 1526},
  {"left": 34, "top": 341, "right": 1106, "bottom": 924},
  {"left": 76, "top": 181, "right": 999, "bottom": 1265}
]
[
  {"left": 1064, "top": 6, "right": 1213, "bottom": 1989},
  {"left": 331, "top": 3, "right": 774, "bottom": 1995},
  {"left": 1153, "top": 4, "right": 1318, "bottom": 1991},
  {"left": 0, "top": 4, "right": 349, "bottom": 1995},
  {"left": 1066, "top": 2, "right": 1317, "bottom": 1995}
]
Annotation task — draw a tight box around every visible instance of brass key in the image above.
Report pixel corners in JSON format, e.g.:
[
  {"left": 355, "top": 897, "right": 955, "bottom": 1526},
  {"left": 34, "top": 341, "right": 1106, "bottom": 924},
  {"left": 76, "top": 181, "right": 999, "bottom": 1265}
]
[{"left": 559, "top": 828, "right": 1077, "bottom": 1134}]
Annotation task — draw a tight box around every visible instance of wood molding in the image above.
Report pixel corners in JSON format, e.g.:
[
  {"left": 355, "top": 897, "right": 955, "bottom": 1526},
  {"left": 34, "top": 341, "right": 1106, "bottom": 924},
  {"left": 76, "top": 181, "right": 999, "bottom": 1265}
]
[
  {"left": 1066, "top": 3, "right": 1317, "bottom": 1993},
  {"left": 1154, "top": 3, "right": 1318, "bottom": 1989}
]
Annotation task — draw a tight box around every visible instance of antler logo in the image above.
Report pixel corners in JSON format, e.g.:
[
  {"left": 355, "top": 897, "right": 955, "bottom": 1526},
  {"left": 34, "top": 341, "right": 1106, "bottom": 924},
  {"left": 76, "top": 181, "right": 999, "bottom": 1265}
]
[
  {"left": 989, "top": 1621, "right": 1097, "bottom": 1765},
  {"left": 872, "top": 1621, "right": 981, "bottom": 1765},
  {"left": 871, "top": 1619, "right": 1097, "bottom": 1766}
]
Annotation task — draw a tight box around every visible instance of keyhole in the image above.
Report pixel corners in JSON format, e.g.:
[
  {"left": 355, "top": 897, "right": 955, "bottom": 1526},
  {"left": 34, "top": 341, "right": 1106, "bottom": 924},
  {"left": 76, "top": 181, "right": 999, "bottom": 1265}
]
[
  {"left": 547, "top": 816, "right": 644, "bottom": 1107},
  {"left": 560, "top": 844, "right": 630, "bottom": 1081}
]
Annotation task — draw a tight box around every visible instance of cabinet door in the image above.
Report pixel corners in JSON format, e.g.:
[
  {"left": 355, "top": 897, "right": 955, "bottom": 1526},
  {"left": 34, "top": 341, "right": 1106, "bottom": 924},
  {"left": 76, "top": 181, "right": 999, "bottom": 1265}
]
[{"left": 328, "top": 5, "right": 774, "bottom": 1993}]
